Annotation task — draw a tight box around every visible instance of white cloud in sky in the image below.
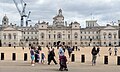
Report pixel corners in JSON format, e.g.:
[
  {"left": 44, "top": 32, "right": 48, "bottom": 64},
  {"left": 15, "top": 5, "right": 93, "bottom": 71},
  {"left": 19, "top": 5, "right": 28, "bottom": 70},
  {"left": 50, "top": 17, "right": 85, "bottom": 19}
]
[{"left": 0, "top": 0, "right": 120, "bottom": 27}]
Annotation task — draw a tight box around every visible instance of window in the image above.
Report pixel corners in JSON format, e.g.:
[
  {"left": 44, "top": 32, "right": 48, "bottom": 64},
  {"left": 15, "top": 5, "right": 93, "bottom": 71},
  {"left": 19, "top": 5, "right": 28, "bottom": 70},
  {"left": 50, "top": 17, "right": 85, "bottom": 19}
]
[
  {"left": 24, "top": 32, "right": 25, "bottom": 34},
  {"left": 108, "top": 33, "right": 112, "bottom": 39},
  {"left": 57, "top": 33, "right": 62, "bottom": 39},
  {"left": 3, "top": 34, "right": 6, "bottom": 39},
  {"left": 31, "top": 36, "right": 33, "bottom": 39},
  {"left": 31, "top": 32, "right": 33, "bottom": 34},
  {"left": 41, "top": 42, "right": 44, "bottom": 45},
  {"left": 113, "top": 33, "right": 117, "bottom": 39},
  {"left": 81, "top": 32, "right": 82, "bottom": 34},
  {"left": 54, "top": 34, "right": 56, "bottom": 39},
  {"left": 84, "top": 36, "right": 86, "bottom": 39},
  {"left": 104, "top": 42, "right": 106, "bottom": 44},
  {"left": 28, "top": 32, "right": 29, "bottom": 34},
  {"left": 8, "top": 33, "right": 12, "bottom": 39},
  {"left": 35, "top": 32, "right": 37, "bottom": 34},
  {"left": 74, "top": 32, "right": 78, "bottom": 39},
  {"left": 81, "top": 42, "right": 83, "bottom": 44},
  {"left": 114, "top": 42, "right": 116, "bottom": 44},
  {"left": 103, "top": 32, "right": 106, "bottom": 39},
  {"left": 68, "top": 34, "right": 70, "bottom": 39},
  {"left": 24, "top": 36, "right": 25, "bottom": 39},
  {"left": 13, "top": 33, "right": 16, "bottom": 40},
  {"left": 49, "top": 34, "right": 51, "bottom": 39},
  {"left": 68, "top": 42, "right": 70, "bottom": 45},
  {"left": 75, "top": 42, "right": 77, "bottom": 44},
  {"left": 41, "top": 33, "right": 44, "bottom": 39},
  {"left": 81, "top": 36, "right": 82, "bottom": 39}
]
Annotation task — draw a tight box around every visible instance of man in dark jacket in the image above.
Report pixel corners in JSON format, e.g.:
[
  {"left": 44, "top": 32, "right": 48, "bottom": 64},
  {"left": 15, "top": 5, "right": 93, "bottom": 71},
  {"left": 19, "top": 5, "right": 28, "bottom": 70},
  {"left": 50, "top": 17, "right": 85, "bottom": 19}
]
[
  {"left": 48, "top": 48, "right": 57, "bottom": 65},
  {"left": 91, "top": 46, "right": 98, "bottom": 66}
]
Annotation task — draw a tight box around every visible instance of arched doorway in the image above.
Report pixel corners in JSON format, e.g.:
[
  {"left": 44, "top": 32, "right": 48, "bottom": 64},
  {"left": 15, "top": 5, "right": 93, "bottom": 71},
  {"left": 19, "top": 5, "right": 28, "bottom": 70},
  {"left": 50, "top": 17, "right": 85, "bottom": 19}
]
[
  {"left": 53, "top": 42, "right": 56, "bottom": 46},
  {"left": 9, "top": 43, "right": 11, "bottom": 47},
  {"left": 57, "top": 41, "right": 61, "bottom": 46},
  {"left": 109, "top": 42, "right": 111, "bottom": 46},
  {"left": 63, "top": 42, "right": 65, "bottom": 45}
]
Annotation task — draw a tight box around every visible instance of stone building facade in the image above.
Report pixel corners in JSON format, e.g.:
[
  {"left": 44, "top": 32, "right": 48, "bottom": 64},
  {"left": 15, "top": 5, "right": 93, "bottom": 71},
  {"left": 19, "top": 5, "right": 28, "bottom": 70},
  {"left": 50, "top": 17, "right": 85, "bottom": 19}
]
[{"left": 0, "top": 9, "right": 120, "bottom": 47}]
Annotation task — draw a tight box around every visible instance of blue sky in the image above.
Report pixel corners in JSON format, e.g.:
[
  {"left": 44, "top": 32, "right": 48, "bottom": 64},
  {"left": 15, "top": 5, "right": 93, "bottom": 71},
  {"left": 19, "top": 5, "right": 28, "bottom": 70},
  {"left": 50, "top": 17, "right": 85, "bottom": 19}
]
[{"left": 0, "top": 0, "right": 120, "bottom": 27}]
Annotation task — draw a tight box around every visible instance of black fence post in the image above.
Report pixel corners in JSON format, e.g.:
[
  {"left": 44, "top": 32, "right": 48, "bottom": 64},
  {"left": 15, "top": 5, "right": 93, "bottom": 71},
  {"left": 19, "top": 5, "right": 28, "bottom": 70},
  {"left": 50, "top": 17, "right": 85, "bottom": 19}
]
[
  {"left": 81, "top": 55, "right": 85, "bottom": 63},
  {"left": 104, "top": 56, "right": 108, "bottom": 64},
  {"left": 1, "top": 53, "right": 4, "bottom": 60},
  {"left": 12, "top": 53, "right": 16, "bottom": 61},
  {"left": 24, "top": 53, "right": 27, "bottom": 61},
  {"left": 71, "top": 54, "right": 75, "bottom": 62},
  {"left": 117, "top": 56, "right": 120, "bottom": 65}
]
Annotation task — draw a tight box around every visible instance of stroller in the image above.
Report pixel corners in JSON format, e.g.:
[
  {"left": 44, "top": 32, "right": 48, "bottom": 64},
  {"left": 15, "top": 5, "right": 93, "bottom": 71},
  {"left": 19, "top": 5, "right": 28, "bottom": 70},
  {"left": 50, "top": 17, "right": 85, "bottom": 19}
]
[{"left": 59, "top": 55, "right": 68, "bottom": 71}]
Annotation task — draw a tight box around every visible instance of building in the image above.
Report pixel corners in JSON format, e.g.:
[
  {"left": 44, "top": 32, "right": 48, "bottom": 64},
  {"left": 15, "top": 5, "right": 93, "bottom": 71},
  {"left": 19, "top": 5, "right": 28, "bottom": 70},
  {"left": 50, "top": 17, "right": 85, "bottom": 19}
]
[{"left": 0, "top": 9, "right": 120, "bottom": 47}]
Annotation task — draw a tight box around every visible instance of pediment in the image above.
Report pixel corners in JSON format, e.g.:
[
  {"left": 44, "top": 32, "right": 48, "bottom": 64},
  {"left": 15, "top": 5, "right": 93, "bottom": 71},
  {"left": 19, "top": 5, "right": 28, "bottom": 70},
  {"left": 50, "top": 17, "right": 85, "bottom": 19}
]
[{"left": 2, "top": 27, "right": 17, "bottom": 31}]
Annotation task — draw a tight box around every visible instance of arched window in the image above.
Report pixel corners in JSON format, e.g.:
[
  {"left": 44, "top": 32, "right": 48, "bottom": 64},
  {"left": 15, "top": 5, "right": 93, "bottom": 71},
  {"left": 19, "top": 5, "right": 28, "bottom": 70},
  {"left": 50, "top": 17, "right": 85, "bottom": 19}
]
[
  {"left": 8, "top": 33, "right": 11, "bottom": 39},
  {"left": 108, "top": 33, "right": 112, "bottom": 39},
  {"left": 113, "top": 32, "right": 117, "bottom": 39},
  {"left": 41, "top": 33, "right": 44, "bottom": 39},
  {"left": 57, "top": 32, "right": 62, "bottom": 39},
  {"left": 3, "top": 33, "right": 6, "bottom": 39},
  {"left": 74, "top": 32, "right": 78, "bottom": 39},
  {"left": 13, "top": 33, "right": 16, "bottom": 40},
  {"left": 103, "top": 32, "right": 106, "bottom": 39}
]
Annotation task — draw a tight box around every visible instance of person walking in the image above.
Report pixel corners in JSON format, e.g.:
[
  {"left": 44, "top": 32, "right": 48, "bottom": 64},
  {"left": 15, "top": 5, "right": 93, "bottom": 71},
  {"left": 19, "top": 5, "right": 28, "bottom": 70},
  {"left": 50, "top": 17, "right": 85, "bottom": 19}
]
[
  {"left": 34, "top": 47, "right": 40, "bottom": 63},
  {"left": 30, "top": 46, "right": 35, "bottom": 66},
  {"left": 47, "top": 47, "right": 51, "bottom": 64},
  {"left": 114, "top": 46, "right": 118, "bottom": 56},
  {"left": 67, "top": 46, "right": 72, "bottom": 58},
  {"left": 41, "top": 51, "right": 46, "bottom": 64},
  {"left": 48, "top": 48, "right": 57, "bottom": 65},
  {"left": 91, "top": 46, "right": 98, "bottom": 66},
  {"left": 59, "top": 45, "right": 68, "bottom": 71},
  {"left": 108, "top": 48, "right": 112, "bottom": 56}
]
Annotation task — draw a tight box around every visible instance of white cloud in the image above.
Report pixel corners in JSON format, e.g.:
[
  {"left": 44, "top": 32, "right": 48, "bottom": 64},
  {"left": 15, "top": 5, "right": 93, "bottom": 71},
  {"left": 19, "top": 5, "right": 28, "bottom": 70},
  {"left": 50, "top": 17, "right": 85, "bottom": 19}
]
[{"left": 0, "top": 0, "right": 120, "bottom": 27}]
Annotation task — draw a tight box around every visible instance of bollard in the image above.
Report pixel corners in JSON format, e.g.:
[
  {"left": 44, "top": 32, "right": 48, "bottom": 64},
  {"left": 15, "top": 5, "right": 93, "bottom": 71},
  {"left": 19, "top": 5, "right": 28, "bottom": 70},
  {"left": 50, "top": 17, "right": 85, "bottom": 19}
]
[
  {"left": 12, "top": 53, "right": 16, "bottom": 61},
  {"left": 71, "top": 54, "right": 75, "bottom": 62},
  {"left": 81, "top": 55, "right": 85, "bottom": 63},
  {"left": 104, "top": 56, "right": 108, "bottom": 64},
  {"left": 117, "top": 56, "right": 120, "bottom": 65},
  {"left": 24, "top": 53, "right": 27, "bottom": 61},
  {"left": 1, "top": 53, "right": 4, "bottom": 60}
]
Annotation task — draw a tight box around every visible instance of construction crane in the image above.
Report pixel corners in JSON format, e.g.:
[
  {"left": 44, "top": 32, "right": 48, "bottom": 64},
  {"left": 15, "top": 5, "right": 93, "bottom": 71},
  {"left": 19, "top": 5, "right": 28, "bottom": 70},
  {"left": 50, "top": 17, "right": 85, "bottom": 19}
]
[
  {"left": 13, "top": 0, "right": 27, "bottom": 27},
  {"left": 26, "top": 11, "right": 31, "bottom": 26}
]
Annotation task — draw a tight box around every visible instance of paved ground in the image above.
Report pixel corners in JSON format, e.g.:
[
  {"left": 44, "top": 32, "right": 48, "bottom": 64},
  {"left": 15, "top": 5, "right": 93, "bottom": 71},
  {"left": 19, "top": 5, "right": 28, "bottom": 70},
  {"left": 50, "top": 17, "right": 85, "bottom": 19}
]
[{"left": 0, "top": 61, "right": 120, "bottom": 72}]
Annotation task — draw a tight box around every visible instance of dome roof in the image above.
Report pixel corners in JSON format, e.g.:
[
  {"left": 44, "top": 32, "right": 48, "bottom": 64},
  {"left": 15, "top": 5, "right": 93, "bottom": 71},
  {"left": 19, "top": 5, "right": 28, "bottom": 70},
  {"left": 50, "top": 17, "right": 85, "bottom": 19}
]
[{"left": 3, "top": 14, "right": 9, "bottom": 21}]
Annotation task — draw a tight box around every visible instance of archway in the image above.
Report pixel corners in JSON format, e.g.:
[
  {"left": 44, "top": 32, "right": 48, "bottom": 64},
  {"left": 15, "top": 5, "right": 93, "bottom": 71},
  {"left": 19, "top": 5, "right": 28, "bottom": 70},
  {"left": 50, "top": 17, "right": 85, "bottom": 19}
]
[
  {"left": 63, "top": 42, "right": 65, "bottom": 45},
  {"left": 53, "top": 42, "right": 56, "bottom": 46},
  {"left": 9, "top": 43, "right": 11, "bottom": 47},
  {"left": 109, "top": 42, "right": 111, "bottom": 46}
]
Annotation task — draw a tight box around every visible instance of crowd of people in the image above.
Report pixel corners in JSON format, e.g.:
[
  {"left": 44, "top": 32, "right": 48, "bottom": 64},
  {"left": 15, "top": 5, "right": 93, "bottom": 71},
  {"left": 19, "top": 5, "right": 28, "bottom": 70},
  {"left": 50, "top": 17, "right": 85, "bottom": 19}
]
[
  {"left": 30, "top": 45, "right": 72, "bottom": 71},
  {"left": 30, "top": 44, "right": 119, "bottom": 70}
]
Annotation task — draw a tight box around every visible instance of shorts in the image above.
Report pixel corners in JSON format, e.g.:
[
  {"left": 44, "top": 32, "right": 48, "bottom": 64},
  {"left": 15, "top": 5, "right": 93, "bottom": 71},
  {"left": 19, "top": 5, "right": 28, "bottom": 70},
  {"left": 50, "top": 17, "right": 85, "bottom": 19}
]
[{"left": 31, "top": 55, "right": 35, "bottom": 61}]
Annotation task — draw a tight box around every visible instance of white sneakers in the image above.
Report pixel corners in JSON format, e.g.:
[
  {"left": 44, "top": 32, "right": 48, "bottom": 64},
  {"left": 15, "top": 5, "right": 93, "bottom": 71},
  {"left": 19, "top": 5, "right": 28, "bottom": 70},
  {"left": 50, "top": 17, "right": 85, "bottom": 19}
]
[{"left": 31, "top": 64, "right": 35, "bottom": 66}]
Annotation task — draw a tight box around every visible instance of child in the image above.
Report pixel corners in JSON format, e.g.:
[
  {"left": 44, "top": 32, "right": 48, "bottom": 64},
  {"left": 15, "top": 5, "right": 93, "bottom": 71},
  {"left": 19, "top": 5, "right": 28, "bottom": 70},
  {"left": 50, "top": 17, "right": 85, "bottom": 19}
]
[
  {"left": 59, "top": 55, "right": 68, "bottom": 71},
  {"left": 41, "top": 51, "right": 45, "bottom": 64}
]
